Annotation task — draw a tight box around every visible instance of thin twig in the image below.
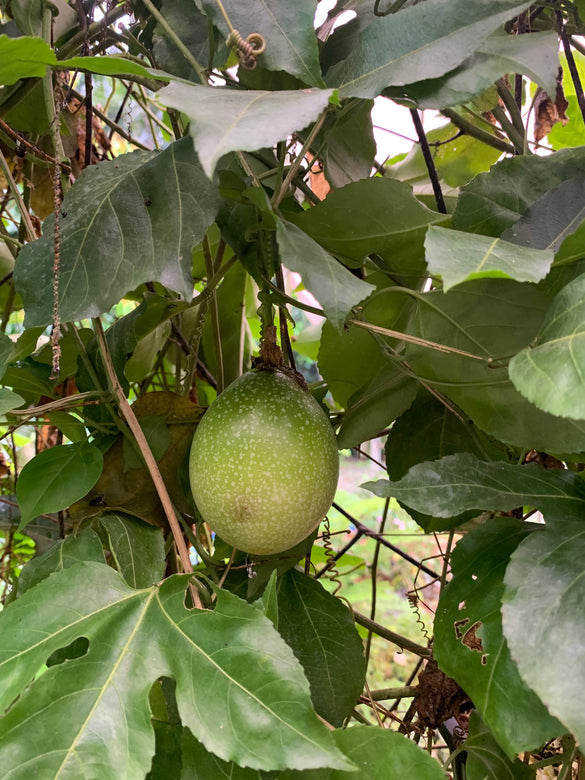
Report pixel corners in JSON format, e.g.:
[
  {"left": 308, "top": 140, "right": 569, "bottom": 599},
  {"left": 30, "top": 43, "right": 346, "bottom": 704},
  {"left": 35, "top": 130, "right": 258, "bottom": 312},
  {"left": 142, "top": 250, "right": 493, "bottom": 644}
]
[
  {"left": 365, "top": 497, "right": 390, "bottom": 666},
  {"left": 409, "top": 109, "right": 446, "bottom": 214},
  {"left": 272, "top": 110, "right": 328, "bottom": 209},
  {"left": 93, "top": 318, "right": 202, "bottom": 607},
  {"left": 558, "top": 16, "right": 585, "bottom": 127},
  {"left": 0, "top": 148, "right": 37, "bottom": 243},
  {"left": 353, "top": 612, "right": 432, "bottom": 658}
]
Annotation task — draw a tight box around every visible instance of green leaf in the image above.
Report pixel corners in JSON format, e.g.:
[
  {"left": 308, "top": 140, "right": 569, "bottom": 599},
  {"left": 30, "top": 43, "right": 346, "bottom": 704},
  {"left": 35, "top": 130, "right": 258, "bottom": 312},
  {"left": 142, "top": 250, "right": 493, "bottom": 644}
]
[
  {"left": 434, "top": 519, "right": 561, "bottom": 757},
  {"left": 403, "top": 279, "right": 585, "bottom": 453},
  {"left": 15, "top": 138, "right": 219, "bottom": 327},
  {"left": 363, "top": 452, "right": 585, "bottom": 523},
  {"left": 0, "top": 34, "right": 55, "bottom": 85},
  {"left": 509, "top": 273, "right": 585, "bottom": 420},
  {"left": 336, "top": 366, "right": 417, "bottom": 450},
  {"left": 157, "top": 83, "right": 333, "bottom": 178},
  {"left": 464, "top": 712, "right": 537, "bottom": 780},
  {"left": 292, "top": 177, "right": 446, "bottom": 278},
  {"left": 196, "top": 0, "right": 324, "bottom": 87},
  {"left": 453, "top": 147, "right": 585, "bottom": 237},
  {"left": 502, "top": 176, "right": 585, "bottom": 253},
  {"left": 280, "top": 725, "right": 447, "bottom": 779},
  {"left": 57, "top": 55, "right": 170, "bottom": 81},
  {"left": 0, "top": 388, "right": 24, "bottom": 417},
  {"left": 319, "top": 99, "right": 376, "bottom": 188},
  {"left": 99, "top": 511, "right": 165, "bottom": 589},
  {"left": 0, "top": 330, "right": 14, "bottom": 383},
  {"left": 0, "top": 563, "right": 354, "bottom": 776},
  {"left": 503, "top": 517, "right": 585, "bottom": 748},
  {"left": 152, "top": 0, "right": 220, "bottom": 81},
  {"left": 389, "top": 29, "right": 559, "bottom": 110},
  {"left": 325, "top": 0, "right": 533, "bottom": 99},
  {"left": 15, "top": 441, "right": 104, "bottom": 531},
  {"left": 385, "top": 393, "right": 505, "bottom": 531},
  {"left": 181, "top": 727, "right": 270, "bottom": 779},
  {"left": 276, "top": 219, "right": 374, "bottom": 331},
  {"left": 425, "top": 226, "right": 554, "bottom": 291},
  {"left": 276, "top": 570, "right": 365, "bottom": 727},
  {"left": 17, "top": 528, "right": 105, "bottom": 596}
]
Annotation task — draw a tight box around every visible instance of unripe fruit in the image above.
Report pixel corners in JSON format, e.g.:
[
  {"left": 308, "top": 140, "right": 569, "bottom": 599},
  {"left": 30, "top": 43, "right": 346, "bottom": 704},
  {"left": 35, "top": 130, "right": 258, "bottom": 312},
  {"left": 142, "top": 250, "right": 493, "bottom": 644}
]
[{"left": 189, "top": 369, "right": 339, "bottom": 555}]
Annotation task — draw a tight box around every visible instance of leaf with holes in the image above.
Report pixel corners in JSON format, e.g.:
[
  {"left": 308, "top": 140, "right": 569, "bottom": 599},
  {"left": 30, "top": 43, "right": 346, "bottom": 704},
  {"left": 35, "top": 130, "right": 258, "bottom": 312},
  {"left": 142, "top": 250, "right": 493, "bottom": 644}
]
[
  {"left": 434, "top": 519, "right": 561, "bottom": 757},
  {"left": 509, "top": 273, "right": 585, "bottom": 420},
  {"left": 0, "top": 562, "right": 354, "bottom": 777},
  {"left": 15, "top": 138, "right": 219, "bottom": 327},
  {"left": 425, "top": 226, "right": 553, "bottom": 291},
  {"left": 503, "top": 517, "right": 585, "bottom": 747}
]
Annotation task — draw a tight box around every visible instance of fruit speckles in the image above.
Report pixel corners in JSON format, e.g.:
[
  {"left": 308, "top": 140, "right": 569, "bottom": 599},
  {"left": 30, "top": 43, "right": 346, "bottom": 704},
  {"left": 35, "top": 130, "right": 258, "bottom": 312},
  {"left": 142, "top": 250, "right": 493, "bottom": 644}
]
[{"left": 189, "top": 369, "right": 339, "bottom": 555}]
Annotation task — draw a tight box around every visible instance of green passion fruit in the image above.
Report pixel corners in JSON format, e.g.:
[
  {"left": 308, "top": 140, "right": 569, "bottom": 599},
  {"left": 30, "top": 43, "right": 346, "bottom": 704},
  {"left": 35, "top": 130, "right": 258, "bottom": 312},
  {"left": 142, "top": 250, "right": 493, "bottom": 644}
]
[{"left": 189, "top": 369, "right": 339, "bottom": 555}]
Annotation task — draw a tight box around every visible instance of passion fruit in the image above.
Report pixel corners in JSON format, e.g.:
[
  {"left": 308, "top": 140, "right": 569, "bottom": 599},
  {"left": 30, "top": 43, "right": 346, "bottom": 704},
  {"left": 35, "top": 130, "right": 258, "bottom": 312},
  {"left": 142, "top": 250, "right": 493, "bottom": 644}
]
[{"left": 189, "top": 369, "right": 339, "bottom": 555}]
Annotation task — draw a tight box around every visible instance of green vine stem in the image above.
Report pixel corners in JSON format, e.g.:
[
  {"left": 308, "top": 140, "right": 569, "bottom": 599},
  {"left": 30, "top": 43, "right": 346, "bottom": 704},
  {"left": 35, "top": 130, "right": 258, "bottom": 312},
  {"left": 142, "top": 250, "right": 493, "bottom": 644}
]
[
  {"left": 354, "top": 612, "right": 432, "bottom": 658},
  {"left": 442, "top": 108, "right": 515, "bottom": 154},
  {"left": 364, "top": 497, "right": 390, "bottom": 667}
]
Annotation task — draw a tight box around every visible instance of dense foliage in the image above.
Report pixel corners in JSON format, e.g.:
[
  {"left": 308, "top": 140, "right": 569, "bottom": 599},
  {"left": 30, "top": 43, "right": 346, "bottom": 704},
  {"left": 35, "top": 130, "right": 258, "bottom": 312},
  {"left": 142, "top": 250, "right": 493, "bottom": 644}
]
[{"left": 0, "top": 0, "right": 585, "bottom": 777}]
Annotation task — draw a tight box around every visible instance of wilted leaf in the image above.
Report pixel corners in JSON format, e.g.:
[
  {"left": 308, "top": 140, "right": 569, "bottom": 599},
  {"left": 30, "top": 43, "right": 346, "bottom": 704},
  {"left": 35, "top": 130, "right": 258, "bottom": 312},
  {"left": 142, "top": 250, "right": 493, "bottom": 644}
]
[{"left": 0, "top": 563, "right": 354, "bottom": 776}]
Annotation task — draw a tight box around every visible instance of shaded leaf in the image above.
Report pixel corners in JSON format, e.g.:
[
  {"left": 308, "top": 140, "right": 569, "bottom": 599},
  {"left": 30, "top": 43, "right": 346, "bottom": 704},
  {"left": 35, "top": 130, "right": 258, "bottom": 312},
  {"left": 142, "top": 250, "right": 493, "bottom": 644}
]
[
  {"left": 319, "top": 99, "right": 376, "bottom": 187},
  {"left": 15, "top": 138, "right": 219, "bottom": 327},
  {"left": 276, "top": 219, "right": 374, "bottom": 331},
  {"left": 17, "top": 528, "right": 105, "bottom": 595},
  {"left": 326, "top": 0, "right": 533, "bottom": 99},
  {"left": 181, "top": 727, "right": 272, "bottom": 779},
  {"left": 503, "top": 517, "right": 585, "bottom": 748},
  {"left": 425, "top": 226, "right": 554, "bottom": 291},
  {"left": 292, "top": 177, "right": 446, "bottom": 278},
  {"left": 388, "top": 29, "right": 559, "bottom": 110},
  {"left": 434, "top": 519, "right": 561, "bottom": 757},
  {"left": 453, "top": 146, "right": 585, "bottom": 237},
  {"left": 510, "top": 273, "right": 585, "bottom": 420},
  {"left": 99, "top": 511, "right": 165, "bottom": 589},
  {"left": 157, "top": 82, "right": 333, "bottom": 178},
  {"left": 276, "top": 570, "right": 365, "bottom": 727},
  {"left": 464, "top": 712, "right": 537, "bottom": 780},
  {"left": 280, "top": 725, "right": 446, "bottom": 779},
  {"left": 363, "top": 452, "right": 585, "bottom": 523},
  {"left": 16, "top": 441, "right": 104, "bottom": 531},
  {"left": 502, "top": 176, "right": 585, "bottom": 253},
  {"left": 153, "top": 0, "right": 220, "bottom": 81},
  {"left": 403, "top": 279, "right": 585, "bottom": 453},
  {"left": 0, "top": 563, "right": 354, "bottom": 776},
  {"left": 0, "top": 388, "right": 24, "bottom": 417},
  {"left": 197, "top": 0, "right": 323, "bottom": 86}
]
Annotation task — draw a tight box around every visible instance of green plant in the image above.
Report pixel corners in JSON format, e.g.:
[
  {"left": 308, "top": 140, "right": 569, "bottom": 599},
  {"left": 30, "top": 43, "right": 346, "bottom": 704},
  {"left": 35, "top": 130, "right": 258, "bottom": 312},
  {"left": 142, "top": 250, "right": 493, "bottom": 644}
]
[{"left": 0, "top": 0, "right": 584, "bottom": 777}]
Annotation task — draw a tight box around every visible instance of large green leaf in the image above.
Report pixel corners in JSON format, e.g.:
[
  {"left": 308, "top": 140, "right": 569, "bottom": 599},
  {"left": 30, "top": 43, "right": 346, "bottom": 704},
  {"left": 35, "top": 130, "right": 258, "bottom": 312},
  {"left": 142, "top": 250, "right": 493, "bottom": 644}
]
[
  {"left": 15, "top": 441, "right": 104, "bottom": 531},
  {"left": 181, "top": 727, "right": 267, "bottom": 778},
  {"left": 501, "top": 176, "right": 585, "bottom": 253},
  {"left": 363, "top": 453, "right": 585, "bottom": 523},
  {"left": 464, "top": 712, "right": 537, "bottom": 780},
  {"left": 509, "top": 273, "right": 585, "bottom": 420},
  {"left": 280, "top": 725, "right": 446, "bottom": 779},
  {"left": 276, "top": 219, "right": 374, "bottom": 331},
  {"left": 276, "top": 570, "right": 365, "bottom": 727},
  {"left": 403, "top": 279, "right": 585, "bottom": 453},
  {"left": 292, "top": 177, "right": 446, "bottom": 279},
  {"left": 319, "top": 99, "right": 376, "bottom": 188},
  {"left": 325, "top": 0, "right": 533, "bottom": 99},
  {"left": 388, "top": 29, "right": 559, "bottom": 110},
  {"left": 196, "top": 0, "right": 323, "bottom": 87},
  {"left": 15, "top": 138, "right": 219, "bottom": 327},
  {"left": 99, "top": 511, "right": 165, "bottom": 589},
  {"left": 453, "top": 147, "right": 585, "bottom": 237},
  {"left": 503, "top": 518, "right": 585, "bottom": 747},
  {"left": 425, "top": 226, "right": 554, "bottom": 291},
  {"left": 157, "top": 83, "right": 333, "bottom": 178},
  {"left": 0, "top": 563, "right": 354, "bottom": 776},
  {"left": 434, "top": 519, "right": 561, "bottom": 757},
  {"left": 0, "top": 34, "right": 55, "bottom": 85}
]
